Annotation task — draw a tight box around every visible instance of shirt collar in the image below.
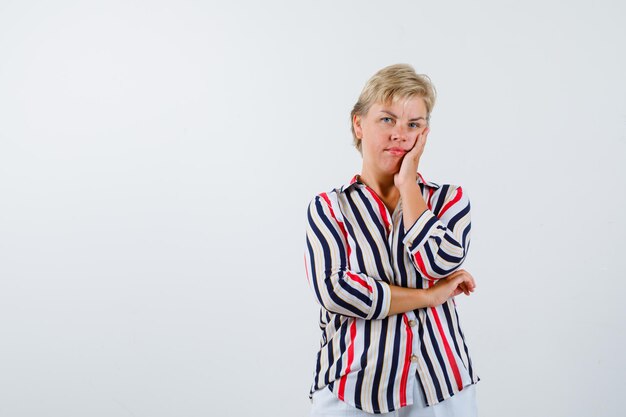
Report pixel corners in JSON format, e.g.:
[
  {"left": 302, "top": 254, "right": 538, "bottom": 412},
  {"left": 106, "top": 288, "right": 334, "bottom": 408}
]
[{"left": 339, "top": 171, "right": 438, "bottom": 193}]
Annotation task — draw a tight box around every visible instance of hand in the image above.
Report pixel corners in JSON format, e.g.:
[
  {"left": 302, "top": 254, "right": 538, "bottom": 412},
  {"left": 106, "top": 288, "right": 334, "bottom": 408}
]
[
  {"left": 393, "top": 127, "right": 430, "bottom": 190},
  {"left": 426, "top": 269, "right": 476, "bottom": 307}
]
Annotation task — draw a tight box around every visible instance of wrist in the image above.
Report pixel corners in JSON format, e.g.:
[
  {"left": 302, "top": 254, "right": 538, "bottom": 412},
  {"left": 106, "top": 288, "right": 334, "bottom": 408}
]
[
  {"left": 397, "top": 180, "right": 420, "bottom": 196},
  {"left": 422, "top": 288, "right": 435, "bottom": 308}
]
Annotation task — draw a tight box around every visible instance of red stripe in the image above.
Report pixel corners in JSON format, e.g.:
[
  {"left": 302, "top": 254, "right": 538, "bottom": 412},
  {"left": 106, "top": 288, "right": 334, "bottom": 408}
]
[
  {"left": 414, "top": 252, "right": 437, "bottom": 282},
  {"left": 303, "top": 254, "right": 310, "bottom": 285},
  {"left": 320, "top": 192, "right": 351, "bottom": 263},
  {"left": 346, "top": 271, "right": 373, "bottom": 293},
  {"left": 423, "top": 276, "right": 463, "bottom": 390},
  {"left": 430, "top": 306, "right": 464, "bottom": 390},
  {"left": 363, "top": 187, "right": 391, "bottom": 232},
  {"left": 438, "top": 187, "right": 462, "bottom": 219},
  {"left": 338, "top": 319, "right": 357, "bottom": 401},
  {"left": 399, "top": 315, "right": 413, "bottom": 407}
]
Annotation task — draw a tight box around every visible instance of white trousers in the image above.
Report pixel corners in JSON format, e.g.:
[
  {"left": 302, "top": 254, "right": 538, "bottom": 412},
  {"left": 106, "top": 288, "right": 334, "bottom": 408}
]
[{"left": 310, "top": 380, "right": 478, "bottom": 417}]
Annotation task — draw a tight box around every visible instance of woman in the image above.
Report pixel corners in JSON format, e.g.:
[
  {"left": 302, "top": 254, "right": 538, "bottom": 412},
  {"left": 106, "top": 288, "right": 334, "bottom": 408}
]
[{"left": 304, "top": 64, "right": 479, "bottom": 416}]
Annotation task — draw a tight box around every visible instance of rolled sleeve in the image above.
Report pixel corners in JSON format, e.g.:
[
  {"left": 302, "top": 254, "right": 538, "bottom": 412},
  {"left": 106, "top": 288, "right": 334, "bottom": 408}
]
[
  {"left": 401, "top": 185, "right": 471, "bottom": 281},
  {"left": 305, "top": 195, "right": 392, "bottom": 320}
]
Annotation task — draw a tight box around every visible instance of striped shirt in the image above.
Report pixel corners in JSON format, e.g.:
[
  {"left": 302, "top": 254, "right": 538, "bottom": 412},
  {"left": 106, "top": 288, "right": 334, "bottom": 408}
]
[{"left": 304, "top": 172, "right": 479, "bottom": 414}]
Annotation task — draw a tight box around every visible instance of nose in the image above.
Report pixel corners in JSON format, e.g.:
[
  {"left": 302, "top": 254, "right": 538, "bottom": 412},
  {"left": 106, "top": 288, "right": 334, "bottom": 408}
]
[{"left": 390, "top": 124, "right": 408, "bottom": 141}]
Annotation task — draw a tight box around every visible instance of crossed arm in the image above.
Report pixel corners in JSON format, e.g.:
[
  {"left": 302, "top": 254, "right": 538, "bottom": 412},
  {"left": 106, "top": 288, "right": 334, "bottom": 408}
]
[{"left": 304, "top": 183, "right": 475, "bottom": 320}]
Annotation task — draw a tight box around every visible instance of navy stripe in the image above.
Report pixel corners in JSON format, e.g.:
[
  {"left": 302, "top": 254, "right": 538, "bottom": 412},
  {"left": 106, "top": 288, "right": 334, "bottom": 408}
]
[
  {"left": 386, "top": 316, "right": 403, "bottom": 410},
  {"left": 419, "top": 315, "right": 444, "bottom": 400},
  {"left": 342, "top": 212, "right": 368, "bottom": 275},
  {"left": 337, "top": 274, "right": 372, "bottom": 307},
  {"left": 370, "top": 318, "right": 389, "bottom": 413},
  {"left": 446, "top": 201, "right": 470, "bottom": 230},
  {"left": 356, "top": 188, "right": 393, "bottom": 264},
  {"left": 371, "top": 281, "right": 385, "bottom": 319},
  {"left": 314, "top": 349, "right": 323, "bottom": 389},
  {"left": 453, "top": 306, "right": 476, "bottom": 381},
  {"left": 409, "top": 214, "right": 438, "bottom": 252},
  {"left": 335, "top": 318, "right": 348, "bottom": 381},
  {"left": 442, "top": 233, "right": 462, "bottom": 249},
  {"left": 305, "top": 235, "right": 323, "bottom": 303},
  {"left": 315, "top": 197, "right": 347, "bottom": 270},
  {"left": 356, "top": 187, "right": 389, "bottom": 245},
  {"left": 312, "top": 198, "right": 373, "bottom": 317},
  {"left": 354, "top": 320, "right": 371, "bottom": 410},
  {"left": 425, "top": 312, "right": 453, "bottom": 398},
  {"left": 397, "top": 220, "right": 410, "bottom": 287},
  {"left": 347, "top": 191, "right": 389, "bottom": 280},
  {"left": 442, "top": 301, "right": 465, "bottom": 371},
  {"left": 323, "top": 327, "right": 334, "bottom": 386},
  {"left": 423, "top": 244, "right": 463, "bottom": 276},
  {"left": 432, "top": 185, "right": 450, "bottom": 216}
]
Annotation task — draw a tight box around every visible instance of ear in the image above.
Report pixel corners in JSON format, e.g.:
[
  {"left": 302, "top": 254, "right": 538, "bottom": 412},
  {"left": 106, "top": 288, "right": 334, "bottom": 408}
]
[{"left": 353, "top": 114, "right": 363, "bottom": 139}]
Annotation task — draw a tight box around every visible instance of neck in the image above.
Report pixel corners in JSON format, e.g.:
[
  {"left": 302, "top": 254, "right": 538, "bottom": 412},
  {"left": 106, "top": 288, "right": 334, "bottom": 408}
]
[{"left": 359, "top": 166, "right": 397, "bottom": 199}]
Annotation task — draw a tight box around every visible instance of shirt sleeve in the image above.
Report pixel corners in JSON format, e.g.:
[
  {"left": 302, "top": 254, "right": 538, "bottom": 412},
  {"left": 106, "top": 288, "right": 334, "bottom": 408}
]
[
  {"left": 401, "top": 185, "right": 471, "bottom": 281},
  {"left": 304, "top": 194, "right": 391, "bottom": 320}
]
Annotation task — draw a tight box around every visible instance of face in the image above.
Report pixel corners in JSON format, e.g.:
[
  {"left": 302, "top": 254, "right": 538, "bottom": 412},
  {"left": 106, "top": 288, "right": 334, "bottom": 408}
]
[{"left": 353, "top": 96, "right": 429, "bottom": 176}]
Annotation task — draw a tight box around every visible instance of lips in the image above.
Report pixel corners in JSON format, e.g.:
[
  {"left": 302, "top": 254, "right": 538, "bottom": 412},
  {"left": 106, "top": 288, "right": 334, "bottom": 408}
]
[{"left": 386, "top": 147, "right": 407, "bottom": 156}]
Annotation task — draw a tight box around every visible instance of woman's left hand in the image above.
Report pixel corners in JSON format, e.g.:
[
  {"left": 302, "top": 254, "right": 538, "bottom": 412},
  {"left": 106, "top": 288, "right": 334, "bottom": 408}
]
[{"left": 393, "top": 127, "right": 430, "bottom": 190}]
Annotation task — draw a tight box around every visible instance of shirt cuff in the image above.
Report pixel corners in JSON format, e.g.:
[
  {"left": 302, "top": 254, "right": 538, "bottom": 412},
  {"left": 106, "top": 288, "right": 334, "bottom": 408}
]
[
  {"left": 402, "top": 208, "right": 442, "bottom": 253},
  {"left": 367, "top": 279, "right": 391, "bottom": 320}
]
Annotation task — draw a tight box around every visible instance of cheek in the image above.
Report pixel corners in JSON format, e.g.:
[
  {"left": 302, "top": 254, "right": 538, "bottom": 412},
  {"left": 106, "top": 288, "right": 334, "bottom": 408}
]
[{"left": 366, "top": 120, "right": 387, "bottom": 133}]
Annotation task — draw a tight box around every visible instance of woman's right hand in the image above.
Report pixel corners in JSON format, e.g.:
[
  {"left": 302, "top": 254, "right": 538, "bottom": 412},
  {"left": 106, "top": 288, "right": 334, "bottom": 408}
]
[{"left": 426, "top": 269, "right": 476, "bottom": 307}]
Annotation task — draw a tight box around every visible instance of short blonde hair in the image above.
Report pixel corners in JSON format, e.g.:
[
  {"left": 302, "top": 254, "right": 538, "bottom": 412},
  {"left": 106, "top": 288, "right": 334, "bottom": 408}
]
[{"left": 350, "top": 64, "right": 437, "bottom": 153}]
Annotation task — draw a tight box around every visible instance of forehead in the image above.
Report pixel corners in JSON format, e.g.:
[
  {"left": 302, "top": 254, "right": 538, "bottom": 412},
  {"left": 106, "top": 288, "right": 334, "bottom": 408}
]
[{"left": 371, "top": 96, "right": 427, "bottom": 117}]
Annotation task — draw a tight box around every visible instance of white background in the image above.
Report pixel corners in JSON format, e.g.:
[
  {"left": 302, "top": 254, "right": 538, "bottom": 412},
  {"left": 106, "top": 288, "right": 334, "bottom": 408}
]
[{"left": 1, "top": 1, "right": 625, "bottom": 416}]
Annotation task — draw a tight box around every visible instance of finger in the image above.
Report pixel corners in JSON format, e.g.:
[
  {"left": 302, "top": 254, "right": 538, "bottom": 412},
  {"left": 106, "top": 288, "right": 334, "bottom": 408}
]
[
  {"left": 418, "top": 129, "right": 428, "bottom": 146},
  {"left": 420, "top": 128, "right": 429, "bottom": 144},
  {"left": 465, "top": 274, "right": 476, "bottom": 291},
  {"left": 456, "top": 275, "right": 474, "bottom": 293},
  {"left": 453, "top": 279, "right": 469, "bottom": 296},
  {"left": 466, "top": 278, "right": 475, "bottom": 292},
  {"left": 410, "top": 130, "right": 427, "bottom": 153},
  {"left": 460, "top": 271, "right": 474, "bottom": 286},
  {"left": 409, "top": 134, "right": 424, "bottom": 154}
]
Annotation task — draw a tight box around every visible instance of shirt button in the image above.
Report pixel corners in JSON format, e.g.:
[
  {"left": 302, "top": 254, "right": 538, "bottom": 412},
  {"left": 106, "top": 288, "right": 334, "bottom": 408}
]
[
  {"left": 408, "top": 320, "right": 417, "bottom": 327},
  {"left": 410, "top": 355, "right": 419, "bottom": 363}
]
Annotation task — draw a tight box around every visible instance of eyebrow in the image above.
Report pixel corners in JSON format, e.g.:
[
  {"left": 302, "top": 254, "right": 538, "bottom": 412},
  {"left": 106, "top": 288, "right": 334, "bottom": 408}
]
[{"left": 379, "top": 110, "right": 426, "bottom": 122}]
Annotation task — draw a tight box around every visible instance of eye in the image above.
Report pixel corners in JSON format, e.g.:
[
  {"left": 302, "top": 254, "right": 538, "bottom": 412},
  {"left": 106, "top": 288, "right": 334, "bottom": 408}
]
[
  {"left": 409, "top": 122, "right": 422, "bottom": 129},
  {"left": 381, "top": 117, "right": 394, "bottom": 124}
]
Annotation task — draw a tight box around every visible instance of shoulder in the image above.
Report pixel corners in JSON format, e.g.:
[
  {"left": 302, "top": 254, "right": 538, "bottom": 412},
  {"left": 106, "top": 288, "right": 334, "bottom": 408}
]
[
  {"left": 427, "top": 182, "right": 471, "bottom": 223},
  {"left": 432, "top": 183, "right": 468, "bottom": 202},
  {"left": 421, "top": 175, "right": 466, "bottom": 198},
  {"left": 306, "top": 187, "right": 341, "bottom": 211}
]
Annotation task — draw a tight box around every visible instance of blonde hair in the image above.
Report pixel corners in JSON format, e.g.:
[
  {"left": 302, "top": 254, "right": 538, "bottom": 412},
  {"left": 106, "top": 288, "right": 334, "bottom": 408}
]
[{"left": 350, "top": 64, "right": 437, "bottom": 153}]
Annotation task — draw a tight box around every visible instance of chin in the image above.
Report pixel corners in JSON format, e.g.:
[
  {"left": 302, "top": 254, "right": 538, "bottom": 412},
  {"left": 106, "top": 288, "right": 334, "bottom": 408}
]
[{"left": 383, "top": 162, "right": 401, "bottom": 175}]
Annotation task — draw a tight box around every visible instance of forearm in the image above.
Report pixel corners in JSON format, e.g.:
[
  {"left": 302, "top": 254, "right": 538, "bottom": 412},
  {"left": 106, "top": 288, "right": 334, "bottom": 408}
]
[
  {"left": 387, "top": 284, "right": 432, "bottom": 316},
  {"left": 399, "top": 182, "right": 428, "bottom": 230},
  {"left": 400, "top": 184, "right": 471, "bottom": 280},
  {"left": 387, "top": 269, "right": 475, "bottom": 316}
]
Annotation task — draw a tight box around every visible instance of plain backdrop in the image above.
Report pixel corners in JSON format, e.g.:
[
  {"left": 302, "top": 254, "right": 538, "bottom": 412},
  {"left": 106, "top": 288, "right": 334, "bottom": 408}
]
[{"left": 1, "top": 1, "right": 625, "bottom": 416}]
